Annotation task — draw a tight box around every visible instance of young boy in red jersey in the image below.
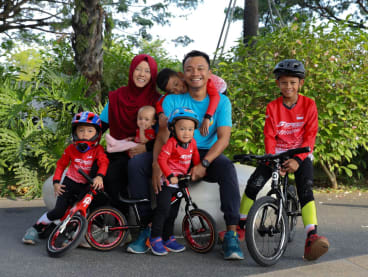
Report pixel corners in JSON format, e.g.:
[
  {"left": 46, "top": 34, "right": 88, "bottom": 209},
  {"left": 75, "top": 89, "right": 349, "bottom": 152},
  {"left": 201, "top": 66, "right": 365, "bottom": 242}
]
[
  {"left": 146, "top": 107, "right": 200, "bottom": 256},
  {"left": 156, "top": 68, "right": 227, "bottom": 136},
  {"left": 22, "top": 112, "right": 109, "bottom": 245},
  {"left": 238, "top": 59, "right": 329, "bottom": 261}
]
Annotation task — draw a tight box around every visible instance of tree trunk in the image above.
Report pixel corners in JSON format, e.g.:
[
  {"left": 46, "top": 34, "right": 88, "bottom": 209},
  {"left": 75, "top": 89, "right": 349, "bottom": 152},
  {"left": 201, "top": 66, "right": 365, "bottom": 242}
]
[
  {"left": 320, "top": 161, "right": 338, "bottom": 189},
  {"left": 243, "top": 0, "right": 259, "bottom": 45},
  {"left": 72, "top": 0, "right": 104, "bottom": 103}
]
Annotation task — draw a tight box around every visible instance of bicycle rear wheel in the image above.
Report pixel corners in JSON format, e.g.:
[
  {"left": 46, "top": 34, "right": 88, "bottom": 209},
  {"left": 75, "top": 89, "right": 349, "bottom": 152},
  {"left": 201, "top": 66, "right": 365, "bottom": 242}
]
[
  {"left": 46, "top": 213, "right": 87, "bottom": 258},
  {"left": 85, "top": 206, "right": 128, "bottom": 251},
  {"left": 182, "top": 209, "right": 217, "bottom": 253},
  {"left": 246, "top": 196, "right": 288, "bottom": 266}
]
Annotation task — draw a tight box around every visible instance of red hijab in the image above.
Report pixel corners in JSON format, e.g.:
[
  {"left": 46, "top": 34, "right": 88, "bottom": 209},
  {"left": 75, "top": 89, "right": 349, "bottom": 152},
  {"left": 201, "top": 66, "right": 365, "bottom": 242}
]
[{"left": 108, "top": 54, "right": 161, "bottom": 139}]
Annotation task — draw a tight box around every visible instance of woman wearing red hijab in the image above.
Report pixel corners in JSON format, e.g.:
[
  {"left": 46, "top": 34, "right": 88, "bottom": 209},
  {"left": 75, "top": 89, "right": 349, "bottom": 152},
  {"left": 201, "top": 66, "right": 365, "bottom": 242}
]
[{"left": 99, "top": 54, "right": 161, "bottom": 212}]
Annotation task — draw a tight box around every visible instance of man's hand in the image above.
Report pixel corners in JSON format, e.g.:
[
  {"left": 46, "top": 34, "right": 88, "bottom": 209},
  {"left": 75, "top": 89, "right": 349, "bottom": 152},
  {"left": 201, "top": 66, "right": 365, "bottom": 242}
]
[
  {"left": 54, "top": 183, "right": 65, "bottom": 196},
  {"left": 281, "top": 158, "right": 300, "bottom": 173},
  {"left": 190, "top": 164, "right": 206, "bottom": 181},
  {"left": 152, "top": 161, "right": 163, "bottom": 194}
]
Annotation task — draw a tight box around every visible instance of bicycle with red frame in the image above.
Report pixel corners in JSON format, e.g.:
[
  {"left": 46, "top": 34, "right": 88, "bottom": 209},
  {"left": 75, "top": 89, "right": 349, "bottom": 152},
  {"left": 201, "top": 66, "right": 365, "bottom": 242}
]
[
  {"left": 46, "top": 168, "right": 98, "bottom": 257},
  {"left": 85, "top": 174, "right": 218, "bottom": 253}
]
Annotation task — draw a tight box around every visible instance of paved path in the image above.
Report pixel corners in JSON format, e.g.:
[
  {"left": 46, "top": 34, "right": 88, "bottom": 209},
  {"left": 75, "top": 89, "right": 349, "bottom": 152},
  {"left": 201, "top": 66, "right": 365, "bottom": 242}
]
[{"left": 0, "top": 191, "right": 367, "bottom": 277}]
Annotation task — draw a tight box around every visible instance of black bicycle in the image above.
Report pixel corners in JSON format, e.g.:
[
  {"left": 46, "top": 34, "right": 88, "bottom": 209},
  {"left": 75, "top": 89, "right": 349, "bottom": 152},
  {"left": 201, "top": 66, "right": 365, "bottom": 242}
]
[
  {"left": 84, "top": 174, "right": 218, "bottom": 253},
  {"left": 233, "top": 146, "right": 310, "bottom": 266}
]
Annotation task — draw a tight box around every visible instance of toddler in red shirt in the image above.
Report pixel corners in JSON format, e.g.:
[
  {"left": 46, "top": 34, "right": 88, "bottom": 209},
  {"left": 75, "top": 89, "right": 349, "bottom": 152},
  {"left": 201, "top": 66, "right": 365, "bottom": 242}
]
[
  {"left": 22, "top": 112, "right": 109, "bottom": 245},
  {"left": 147, "top": 107, "right": 200, "bottom": 256}
]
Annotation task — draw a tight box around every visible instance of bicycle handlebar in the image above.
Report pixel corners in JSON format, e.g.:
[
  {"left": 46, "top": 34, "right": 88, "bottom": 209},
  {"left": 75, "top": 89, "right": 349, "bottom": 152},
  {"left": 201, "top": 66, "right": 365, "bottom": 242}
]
[
  {"left": 233, "top": 146, "right": 311, "bottom": 163},
  {"left": 77, "top": 168, "right": 95, "bottom": 184}
]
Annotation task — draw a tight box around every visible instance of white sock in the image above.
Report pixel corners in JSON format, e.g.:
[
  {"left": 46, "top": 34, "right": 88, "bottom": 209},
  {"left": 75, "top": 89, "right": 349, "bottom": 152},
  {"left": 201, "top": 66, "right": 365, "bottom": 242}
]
[
  {"left": 305, "top": 224, "right": 315, "bottom": 235},
  {"left": 36, "top": 212, "right": 52, "bottom": 225}
]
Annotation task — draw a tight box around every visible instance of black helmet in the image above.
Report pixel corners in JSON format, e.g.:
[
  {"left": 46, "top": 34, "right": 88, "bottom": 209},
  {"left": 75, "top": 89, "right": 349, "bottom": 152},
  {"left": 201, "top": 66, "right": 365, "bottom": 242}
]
[{"left": 273, "top": 59, "right": 305, "bottom": 79}]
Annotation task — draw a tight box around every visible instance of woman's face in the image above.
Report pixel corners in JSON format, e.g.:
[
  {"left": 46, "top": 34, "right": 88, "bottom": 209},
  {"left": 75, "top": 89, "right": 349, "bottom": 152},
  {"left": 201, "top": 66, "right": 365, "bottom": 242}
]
[{"left": 133, "top": 61, "right": 151, "bottom": 88}]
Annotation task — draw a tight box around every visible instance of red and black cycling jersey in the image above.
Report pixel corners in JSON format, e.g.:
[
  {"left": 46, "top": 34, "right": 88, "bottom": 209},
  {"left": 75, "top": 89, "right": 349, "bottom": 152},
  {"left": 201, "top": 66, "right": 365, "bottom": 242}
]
[
  {"left": 264, "top": 94, "right": 318, "bottom": 161},
  {"left": 158, "top": 137, "right": 200, "bottom": 188},
  {"left": 53, "top": 144, "right": 109, "bottom": 184}
]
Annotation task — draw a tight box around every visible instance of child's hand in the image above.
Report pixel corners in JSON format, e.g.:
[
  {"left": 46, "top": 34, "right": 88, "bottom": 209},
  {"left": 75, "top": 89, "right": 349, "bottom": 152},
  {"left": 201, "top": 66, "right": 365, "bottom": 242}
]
[
  {"left": 158, "top": 113, "right": 168, "bottom": 128},
  {"left": 200, "top": 118, "right": 210, "bottom": 136},
  {"left": 54, "top": 183, "right": 65, "bottom": 196},
  {"left": 169, "top": 176, "right": 179, "bottom": 185},
  {"left": 92, "top": 176, "right": 104, "bottom": 190}
]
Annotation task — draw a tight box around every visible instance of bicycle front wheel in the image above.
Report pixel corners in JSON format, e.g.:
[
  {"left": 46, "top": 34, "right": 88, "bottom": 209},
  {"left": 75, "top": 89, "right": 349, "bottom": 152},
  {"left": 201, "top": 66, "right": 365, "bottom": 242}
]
[
  {"left": 46, "top": 213, "right": 87, "bottom": 258},
  {"left": 182, "top": 209, "right": 217, "bottom": 253},
  {"left": 287, "top": 185, "right": 299, "bottom": 243},
  {"left": 85, "top": 206, "right": 128, "bottom": 251},
  {"left": 246, "top": 196, "right": 289, "bottom": 266}
]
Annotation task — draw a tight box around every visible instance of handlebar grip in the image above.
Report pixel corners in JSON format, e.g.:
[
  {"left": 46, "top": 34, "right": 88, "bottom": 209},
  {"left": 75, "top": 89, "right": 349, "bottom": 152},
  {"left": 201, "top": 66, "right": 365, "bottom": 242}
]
[
  {"left": 233, "top": 154, "right": 253, "bottom": 162},
  {"left": 285, "top": 146, "right": 311, "bottom": 157},
  {"left": 77, "top": 168, "right": 94, "bottom": 184}
]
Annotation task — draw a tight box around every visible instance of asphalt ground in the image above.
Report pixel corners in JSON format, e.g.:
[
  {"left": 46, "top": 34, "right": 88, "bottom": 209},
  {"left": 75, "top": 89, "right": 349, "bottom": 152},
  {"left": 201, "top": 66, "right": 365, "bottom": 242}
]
[{"left": 0, "top": 191, "right": 368, "bottom": 277}]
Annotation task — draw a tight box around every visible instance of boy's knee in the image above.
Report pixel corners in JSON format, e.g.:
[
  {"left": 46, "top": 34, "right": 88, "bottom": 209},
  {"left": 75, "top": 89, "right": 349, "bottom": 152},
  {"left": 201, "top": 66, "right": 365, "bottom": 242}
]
[{"left": 298, "top": 179, "right": 314, "bottom": 207}]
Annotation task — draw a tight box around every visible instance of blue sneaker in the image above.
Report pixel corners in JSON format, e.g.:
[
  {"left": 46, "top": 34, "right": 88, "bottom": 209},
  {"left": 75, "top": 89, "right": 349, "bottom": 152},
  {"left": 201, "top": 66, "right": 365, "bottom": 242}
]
[
  {"left": 126, "top": 227, "right": 150, "bottom": 254},
  {"left": 22, "top": 227, "right": 39, "bottom": 245},
  {"left": 148, "top": 236, "right": 168, "bottom": 256},
  {"left": 164, "top": 236, "right": 186, "bottom": 253},
  {"left": 222, "top": 231, "right": 244, "bottom": 260}
]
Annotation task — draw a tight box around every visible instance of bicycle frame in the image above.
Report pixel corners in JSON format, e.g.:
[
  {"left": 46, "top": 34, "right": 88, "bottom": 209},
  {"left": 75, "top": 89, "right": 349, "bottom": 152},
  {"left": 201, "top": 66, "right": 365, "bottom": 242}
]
[{"left": 59, "top": 188, "right": 97, "bottom": 233}]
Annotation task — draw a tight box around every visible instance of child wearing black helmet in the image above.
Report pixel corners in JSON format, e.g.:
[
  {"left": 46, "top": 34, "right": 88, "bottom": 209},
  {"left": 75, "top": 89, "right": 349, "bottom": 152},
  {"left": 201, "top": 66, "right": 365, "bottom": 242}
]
[
  {"left": 22, "top": 111, "right": 109, "bottom": 245},
  {"left": 235, "top": 59, "right": 329, "bottom": 261},
  {"left": 146, "top": 107, "right": 201, "bottom": 256}
]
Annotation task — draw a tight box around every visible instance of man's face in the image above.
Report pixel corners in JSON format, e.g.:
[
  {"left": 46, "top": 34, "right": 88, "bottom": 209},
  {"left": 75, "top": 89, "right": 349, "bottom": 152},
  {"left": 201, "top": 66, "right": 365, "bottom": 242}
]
[{"left": 183, "top": 56, "right": 211, "bottom": 90}]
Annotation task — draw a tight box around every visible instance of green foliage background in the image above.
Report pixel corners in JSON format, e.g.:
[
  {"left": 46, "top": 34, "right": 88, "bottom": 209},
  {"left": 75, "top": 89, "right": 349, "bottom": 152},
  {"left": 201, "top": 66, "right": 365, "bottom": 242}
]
[
  {"left": 216, "top": 20, "right": 368, "bottom": 186},
  {"left": 1, "top": 20, "right": 368, "bottom": 198}
]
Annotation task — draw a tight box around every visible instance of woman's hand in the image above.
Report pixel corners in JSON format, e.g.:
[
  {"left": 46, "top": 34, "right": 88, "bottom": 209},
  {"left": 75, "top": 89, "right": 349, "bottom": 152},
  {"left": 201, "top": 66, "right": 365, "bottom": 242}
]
[
  {"left": 128, "top": 143, "right": 146, "bottom": 157},
  {"left": 54, "top": 183, "right": 65, "bottom": 196}
]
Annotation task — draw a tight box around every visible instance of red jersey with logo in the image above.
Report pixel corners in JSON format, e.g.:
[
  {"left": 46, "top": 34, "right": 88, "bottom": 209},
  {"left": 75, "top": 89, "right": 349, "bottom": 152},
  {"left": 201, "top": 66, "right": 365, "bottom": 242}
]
[
  {"left": 158, "top": 137, "right": 200, "bottom": 188},
  {"left": 264, "top": 95, "right": 318, "bottom": 161},
  {"left": 53, "top": 144, "right": 109, "bottom": 184},
  {"left": 134, "top": 128, "right": 156, "bottom": 143}
]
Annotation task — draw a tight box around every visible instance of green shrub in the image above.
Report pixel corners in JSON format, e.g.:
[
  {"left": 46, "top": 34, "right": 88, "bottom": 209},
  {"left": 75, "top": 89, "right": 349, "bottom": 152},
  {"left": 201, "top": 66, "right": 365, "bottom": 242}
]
[{"left": 217, "top": 20, "right": 368, "bottom": 188}]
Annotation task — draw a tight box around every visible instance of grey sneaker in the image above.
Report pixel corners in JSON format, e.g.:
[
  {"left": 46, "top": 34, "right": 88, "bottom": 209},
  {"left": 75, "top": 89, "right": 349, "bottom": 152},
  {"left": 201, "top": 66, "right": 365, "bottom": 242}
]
[{"left": 22, "top": 227, "right": 39, "bottom": 245}]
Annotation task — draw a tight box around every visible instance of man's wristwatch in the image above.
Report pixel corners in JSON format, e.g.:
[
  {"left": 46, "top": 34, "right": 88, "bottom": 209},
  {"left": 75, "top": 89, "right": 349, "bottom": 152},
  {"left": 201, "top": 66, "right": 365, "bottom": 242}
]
[{"left": 201, "top": 159, "right": 210, "bottom": 168}]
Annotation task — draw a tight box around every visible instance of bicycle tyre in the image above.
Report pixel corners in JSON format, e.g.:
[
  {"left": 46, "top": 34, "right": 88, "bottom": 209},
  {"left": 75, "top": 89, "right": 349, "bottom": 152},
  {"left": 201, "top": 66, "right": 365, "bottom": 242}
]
[
  {"left": 287, "top": 186, "right": 299, "bottom": 243},
  {"left": 85, "top": 206, "right": 128, "bottom": 251},
  {"left": 182, "top": 209, "right": 217, "bottom": 253},
  {"left": 46, "top": 213, "right": 87, "bottom": 258},
  {"left": 246, "top": 196, "right": 289, "bottom": 266}
]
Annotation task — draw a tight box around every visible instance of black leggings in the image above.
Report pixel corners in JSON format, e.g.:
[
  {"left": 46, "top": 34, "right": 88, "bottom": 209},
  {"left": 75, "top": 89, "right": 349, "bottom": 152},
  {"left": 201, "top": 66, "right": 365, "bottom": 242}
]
[
  {"left": 150, "top": 186, "right": 181, "bottom": 241},
  {"left": 47, "top": 177, "right": 89, "bottom": 221},
  {"left": 103, "top": 151, "right": 130, "bottom": 214},
  {"left": 245, "top": 157, "right": 314, "bottom": 208}
]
